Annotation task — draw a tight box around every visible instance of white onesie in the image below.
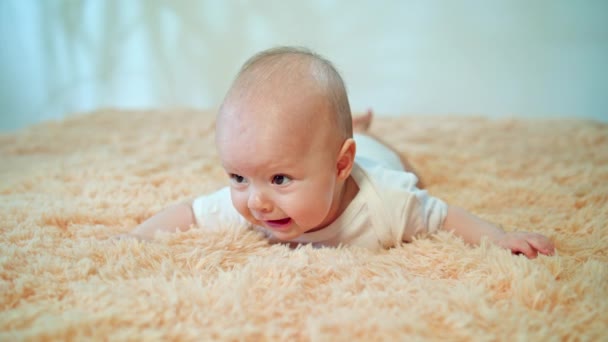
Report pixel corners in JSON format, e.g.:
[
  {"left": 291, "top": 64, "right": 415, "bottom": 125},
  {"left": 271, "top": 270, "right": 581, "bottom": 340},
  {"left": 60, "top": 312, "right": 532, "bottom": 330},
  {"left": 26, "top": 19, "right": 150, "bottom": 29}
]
[{"left": 192, "top": 134, "right": 448, "bottom": 251}]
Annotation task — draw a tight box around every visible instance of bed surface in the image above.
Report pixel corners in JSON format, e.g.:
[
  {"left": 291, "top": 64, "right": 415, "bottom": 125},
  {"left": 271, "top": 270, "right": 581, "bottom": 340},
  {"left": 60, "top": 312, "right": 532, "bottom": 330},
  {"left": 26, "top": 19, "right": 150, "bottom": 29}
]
[{"left": 1, "top": 109, "right": 606, "bottom": 340}]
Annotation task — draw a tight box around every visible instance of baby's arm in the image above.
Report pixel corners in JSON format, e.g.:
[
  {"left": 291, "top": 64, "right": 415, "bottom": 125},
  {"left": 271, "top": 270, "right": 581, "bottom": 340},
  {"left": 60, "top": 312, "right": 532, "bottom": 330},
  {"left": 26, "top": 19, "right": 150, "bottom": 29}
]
[
  {"left": 119, "top": 201, "right": 195, "bottom": 240},
  {"left": 441, "top": 206, "right": 555, "bottom": 258}
]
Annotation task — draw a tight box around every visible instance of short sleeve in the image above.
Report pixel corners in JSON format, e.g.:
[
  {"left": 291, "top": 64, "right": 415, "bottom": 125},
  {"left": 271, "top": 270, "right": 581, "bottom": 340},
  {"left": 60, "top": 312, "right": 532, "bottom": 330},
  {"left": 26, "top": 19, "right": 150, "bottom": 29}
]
[
  {"left": 398, "top": 187, "right": 448, "bottom": 241},
  {"left": 359, "top": 158, "right": 448, "bottom": 243},
  {"left": 191, "top": 187, "right": 250, "bottom": 231}
]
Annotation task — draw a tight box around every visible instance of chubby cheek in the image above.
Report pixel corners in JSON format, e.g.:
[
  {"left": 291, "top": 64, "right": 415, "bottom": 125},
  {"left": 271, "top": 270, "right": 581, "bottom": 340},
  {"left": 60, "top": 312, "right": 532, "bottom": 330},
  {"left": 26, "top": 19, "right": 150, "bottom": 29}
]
[
  {"left": 230, "top": 189, "right": 255, "bottom": 223},
  {"left": 288, "top": 182, "right": 334, "bottom": 226}
]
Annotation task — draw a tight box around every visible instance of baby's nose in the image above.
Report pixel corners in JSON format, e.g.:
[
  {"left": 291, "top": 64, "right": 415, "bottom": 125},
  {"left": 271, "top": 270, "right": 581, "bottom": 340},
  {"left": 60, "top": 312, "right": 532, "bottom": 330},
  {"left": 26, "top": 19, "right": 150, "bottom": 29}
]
[{"left": 247, "top": 189, "right": 272, "bottom": 213}]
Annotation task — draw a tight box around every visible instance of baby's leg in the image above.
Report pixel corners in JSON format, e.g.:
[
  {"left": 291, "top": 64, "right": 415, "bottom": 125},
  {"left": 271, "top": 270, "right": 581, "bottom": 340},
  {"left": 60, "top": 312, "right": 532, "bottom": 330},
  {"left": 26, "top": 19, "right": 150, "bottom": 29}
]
[
  {"left": 352, "top": 109, "right": 373, "bottom": 133},
  {"left": 352, "top": 109, "right": 425, "bottom": 188}
]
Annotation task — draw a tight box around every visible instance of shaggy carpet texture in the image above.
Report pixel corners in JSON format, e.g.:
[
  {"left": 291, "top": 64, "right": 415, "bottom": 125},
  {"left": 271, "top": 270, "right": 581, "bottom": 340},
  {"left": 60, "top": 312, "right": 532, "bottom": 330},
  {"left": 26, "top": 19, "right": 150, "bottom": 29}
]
[{"left": 0, "top": 109, "right": 606, "bottom": 341}]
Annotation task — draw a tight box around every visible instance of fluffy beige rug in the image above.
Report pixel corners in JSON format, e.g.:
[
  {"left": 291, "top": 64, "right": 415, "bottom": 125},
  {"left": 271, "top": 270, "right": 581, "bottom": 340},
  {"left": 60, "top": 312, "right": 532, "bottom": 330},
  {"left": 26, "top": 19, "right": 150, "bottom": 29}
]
[{"left": 1, "top": 109, "right": 606, "bottom": 340}]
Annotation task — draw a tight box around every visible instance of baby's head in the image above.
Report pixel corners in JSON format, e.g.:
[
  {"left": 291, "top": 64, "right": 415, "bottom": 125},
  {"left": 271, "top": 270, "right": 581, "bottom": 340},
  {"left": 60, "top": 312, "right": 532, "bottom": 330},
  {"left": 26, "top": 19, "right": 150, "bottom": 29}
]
[{"left": 215, "top": 46, "right": 357, "bottom": 240}]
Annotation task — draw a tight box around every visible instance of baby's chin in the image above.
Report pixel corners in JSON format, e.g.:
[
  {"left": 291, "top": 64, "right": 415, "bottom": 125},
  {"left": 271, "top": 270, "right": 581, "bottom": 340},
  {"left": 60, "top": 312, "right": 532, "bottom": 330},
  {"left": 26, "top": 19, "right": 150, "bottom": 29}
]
[
  {"left": 245, "top": 216, "right": 323, "bottom": 241},
  {"left": 270, "top": 224, "right": 330, "bottom": 242},
  {"left": 267, "top": 225, "right": 305, "bottom": 241},
  {"left": 266, "top": 223, "right": 312, "bottom": 241}
]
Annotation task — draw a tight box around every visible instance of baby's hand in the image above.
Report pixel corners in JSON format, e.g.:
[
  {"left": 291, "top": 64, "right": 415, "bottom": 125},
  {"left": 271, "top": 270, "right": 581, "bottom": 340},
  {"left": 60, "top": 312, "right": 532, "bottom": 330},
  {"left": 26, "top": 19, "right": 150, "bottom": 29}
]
[{"left": 495, "top": 232, "right": 555, "bottom": 259}]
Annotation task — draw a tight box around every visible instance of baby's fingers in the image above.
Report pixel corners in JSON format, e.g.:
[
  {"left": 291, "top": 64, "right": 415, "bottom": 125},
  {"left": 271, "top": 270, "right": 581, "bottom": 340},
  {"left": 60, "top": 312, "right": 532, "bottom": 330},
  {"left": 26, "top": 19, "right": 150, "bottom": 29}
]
[
  {"left": 526, "top": 233, "right": 555, "bottom": 256},
  {"left": 510, "top": 240, "right": 538, "bottom": 259},
  {"left": 500, "top": 237, "right": 536, "bottom": 259}
]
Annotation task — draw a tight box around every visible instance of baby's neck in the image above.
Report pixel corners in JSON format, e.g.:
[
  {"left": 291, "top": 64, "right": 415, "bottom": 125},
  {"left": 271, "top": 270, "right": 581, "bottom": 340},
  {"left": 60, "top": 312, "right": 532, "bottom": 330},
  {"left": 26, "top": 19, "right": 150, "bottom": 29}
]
[{"left": 339, "top": 175, "right": 359, "bottom": 216}]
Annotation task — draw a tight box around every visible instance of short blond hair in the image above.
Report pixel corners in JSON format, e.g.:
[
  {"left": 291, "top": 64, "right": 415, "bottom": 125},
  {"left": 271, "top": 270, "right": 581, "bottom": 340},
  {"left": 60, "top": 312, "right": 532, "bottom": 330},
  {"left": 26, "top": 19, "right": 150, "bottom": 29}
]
[{"left": 224, "top": 46, "right": 353, "bottom": 139}]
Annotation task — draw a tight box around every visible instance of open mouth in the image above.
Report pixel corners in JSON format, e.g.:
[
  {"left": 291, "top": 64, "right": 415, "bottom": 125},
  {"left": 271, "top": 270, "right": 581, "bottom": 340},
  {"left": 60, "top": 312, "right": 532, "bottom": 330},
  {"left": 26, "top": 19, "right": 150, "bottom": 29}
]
[{"left": 264, "top": 218, "right": 292, "bottom": 230}]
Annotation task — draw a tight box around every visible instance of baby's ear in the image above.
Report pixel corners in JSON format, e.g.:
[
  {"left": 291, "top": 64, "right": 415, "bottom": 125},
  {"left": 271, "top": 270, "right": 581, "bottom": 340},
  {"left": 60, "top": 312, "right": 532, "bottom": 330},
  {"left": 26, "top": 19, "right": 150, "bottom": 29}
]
[{"left": 336, "top": 138, "right": 356, "bottom": 180}]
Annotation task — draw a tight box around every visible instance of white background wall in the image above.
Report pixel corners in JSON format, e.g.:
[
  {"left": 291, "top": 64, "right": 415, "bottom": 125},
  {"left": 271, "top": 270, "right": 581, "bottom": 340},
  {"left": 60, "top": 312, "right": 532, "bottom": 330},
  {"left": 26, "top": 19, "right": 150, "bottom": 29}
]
[{"left": 1, "top": 0, "right": 607, "bottom": 132}]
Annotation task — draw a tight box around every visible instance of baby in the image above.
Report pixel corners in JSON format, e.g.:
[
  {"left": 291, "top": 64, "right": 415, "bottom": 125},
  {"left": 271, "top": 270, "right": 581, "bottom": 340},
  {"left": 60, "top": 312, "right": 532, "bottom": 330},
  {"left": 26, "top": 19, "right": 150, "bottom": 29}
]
[{"left": 123, "top": 46, "right": 555, "bottom": 259}]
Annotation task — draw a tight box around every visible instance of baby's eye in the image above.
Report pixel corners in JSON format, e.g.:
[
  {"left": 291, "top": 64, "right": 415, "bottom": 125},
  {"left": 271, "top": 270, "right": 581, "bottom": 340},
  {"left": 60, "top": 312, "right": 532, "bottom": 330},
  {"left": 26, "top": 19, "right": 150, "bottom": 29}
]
[
  {"left": 229, "top": 173, "right": 248, "bottom": 184},
  {"left": 272, "top": 174, "right": 292, "bottom": 185}
]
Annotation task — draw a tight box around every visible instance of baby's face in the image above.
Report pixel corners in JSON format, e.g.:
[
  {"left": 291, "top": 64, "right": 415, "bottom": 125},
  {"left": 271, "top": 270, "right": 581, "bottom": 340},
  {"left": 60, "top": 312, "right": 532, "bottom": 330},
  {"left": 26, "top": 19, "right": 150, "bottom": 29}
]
[{"left": 216, "top": 93, "right": 348, "bottom": 241}]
